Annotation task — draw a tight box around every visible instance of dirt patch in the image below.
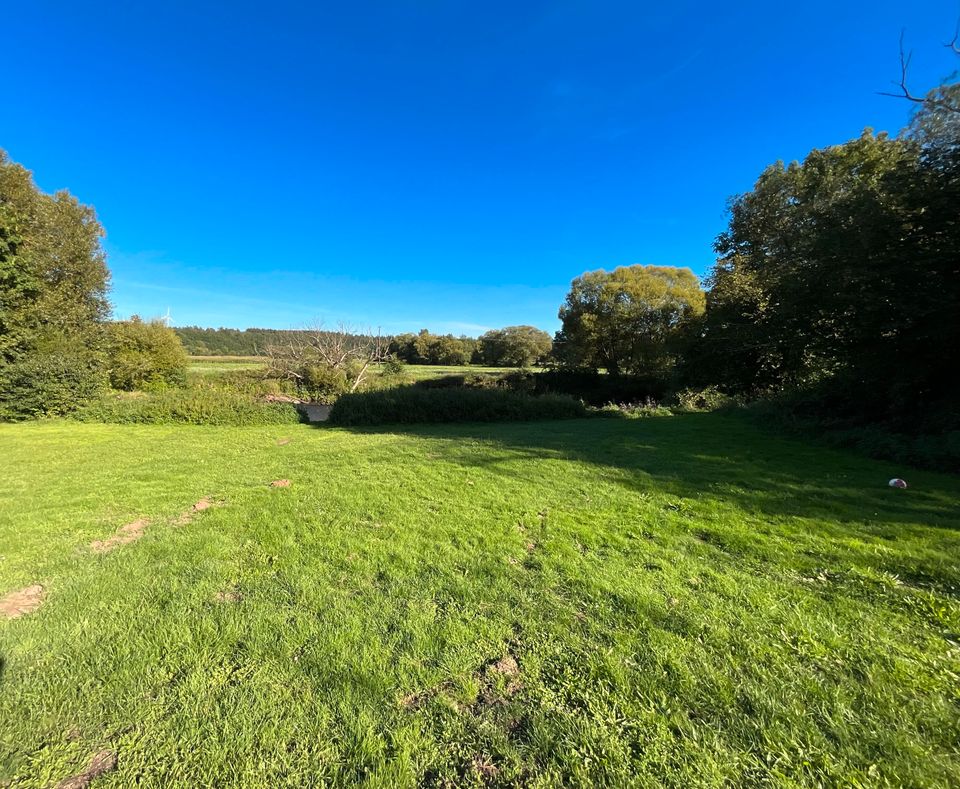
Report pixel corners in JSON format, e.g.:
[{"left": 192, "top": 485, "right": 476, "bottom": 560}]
[
  {"left": 400, "top": 691, "right": 426, "bottom": 710},
  {"left": 491, "top": 654, "right": 520, "bottom": 677},
  {"left": 402, "top": 651, "right": 523, "bottom": 716},
  {"left": 90, "top": 517, "right": 151, "bottom": 553},
  {"left": 57, "top": 749, "right": 117, "bottom": 789},
  {"left": 475, "top": 652, "right": 523, "bottom": 709},
  {"left": 174, "top": 497, "right": 218, "bottom": 526},
  {"left": 276, "top": 438, "right": 292, "bottom": 446},
  {"left": 0, "top": 584, "right": 45, "bottom": 619},
  {"left": 270, "top": 479, "right": 292, "bottom": 488},
  {"left": 215, "top": 587, "right": 243, "bottom": 603}
]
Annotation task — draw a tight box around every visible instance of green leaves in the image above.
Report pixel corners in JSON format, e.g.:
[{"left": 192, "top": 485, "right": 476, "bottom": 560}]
[
  {"left": 556, "top": 264, "right": 704, "bottom": 377},
  {"left": 0, "top": 149, "right": 111, "bottom": 418}
]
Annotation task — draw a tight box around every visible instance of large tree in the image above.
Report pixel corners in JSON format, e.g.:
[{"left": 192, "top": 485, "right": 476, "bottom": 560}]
[
  {"left": 692, "top": 119, "right": 959, "bottom": 423},
  {"left": 479, "top": 325, "right": 552, "bottom": 367},
  {"left": 0, "top": 150, "right": 111, "bottom": 417},
  {"left": 555, "top": 265, "right": 704, "bottom": 377}
]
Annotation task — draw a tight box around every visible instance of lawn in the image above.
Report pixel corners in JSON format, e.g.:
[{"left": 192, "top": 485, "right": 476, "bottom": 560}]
[{"left": 0, "top": 414, "right": 958, "bottom": 787}]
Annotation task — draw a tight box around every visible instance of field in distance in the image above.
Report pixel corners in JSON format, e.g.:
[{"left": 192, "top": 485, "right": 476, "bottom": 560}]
[{"left": 187, "top": 356, "right": 533, "bottom": 382}]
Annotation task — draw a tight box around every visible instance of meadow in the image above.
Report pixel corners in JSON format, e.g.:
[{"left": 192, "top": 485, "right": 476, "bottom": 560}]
[
  {"left": 186, "top": 357, "right": 533, "bottom": 383},
  {"left": 1, "top": 414, "right": 958, "bottom": 787}
]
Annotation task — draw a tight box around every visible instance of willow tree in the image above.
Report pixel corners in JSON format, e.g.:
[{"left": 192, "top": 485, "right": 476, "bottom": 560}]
[{"left": 555, "top": 265, "right": 704, "bottom": 377}]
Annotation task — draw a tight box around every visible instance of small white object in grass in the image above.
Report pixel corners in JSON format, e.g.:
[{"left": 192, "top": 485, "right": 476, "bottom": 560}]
[{"left": 888, "top": 478, "right": 908, "bottom": 489}]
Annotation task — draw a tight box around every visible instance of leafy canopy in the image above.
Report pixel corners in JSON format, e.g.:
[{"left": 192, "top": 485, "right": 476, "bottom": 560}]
[{"left": 555, "top": 265, "right": 704, "bottom": 377}]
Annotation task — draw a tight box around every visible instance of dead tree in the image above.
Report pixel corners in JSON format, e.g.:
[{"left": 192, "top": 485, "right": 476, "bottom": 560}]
[{"left": 264, "top": 323, "right": 388, "bottom": 394}]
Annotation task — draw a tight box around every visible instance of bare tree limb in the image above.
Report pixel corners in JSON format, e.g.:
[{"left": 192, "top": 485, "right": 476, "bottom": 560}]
[
  {"left": 877, "top": 27, "right": 960, "bottom": 115},
  {"left": 947, "top": 19, "right": 960, "bottom": 55}
]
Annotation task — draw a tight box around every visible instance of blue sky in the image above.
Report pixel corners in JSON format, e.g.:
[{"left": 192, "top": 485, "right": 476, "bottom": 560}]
[{"left": 3, "top": 2, "right": 957, "bottom": 334}]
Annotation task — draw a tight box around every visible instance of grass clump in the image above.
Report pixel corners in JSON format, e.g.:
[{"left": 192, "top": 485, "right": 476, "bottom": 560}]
[
  {"left": 328, "top": 386, "right": 586, "bottom": 425},
  {"left": 73, "top": 385, "right": 300, "bottom": 426}
]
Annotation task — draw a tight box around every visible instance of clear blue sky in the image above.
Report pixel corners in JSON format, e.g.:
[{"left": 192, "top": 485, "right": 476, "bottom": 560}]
[{"left": 3, "top": 2, "right": 957, "bottom": 334}]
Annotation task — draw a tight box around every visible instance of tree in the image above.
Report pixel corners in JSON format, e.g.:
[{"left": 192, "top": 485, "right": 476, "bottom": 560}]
[
  {"left": 0, "top": 150, "right": 110, "bottom": 418},
  {"left": 388, "top": 329, "right": 474, "bottom": 365},
  {"left": 108, "top": 317, "right": 188, "bottom": 390},
  {"left": 479, "top": 325, "right": 553, "bottom": 367},
  {"left": 555, "top": 265, "right": 704, "bottom": 377},
  {"left": 692, "top": 122, "right": 959, "bottom": 424},
  {"left": 264, "top": 323, "right": 388, "bottom": 401}
]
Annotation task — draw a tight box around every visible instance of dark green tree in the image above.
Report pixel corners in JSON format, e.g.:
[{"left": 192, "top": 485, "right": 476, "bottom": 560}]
[
  {"left": 692, "top": 120, "right": 959, "bottom": 425},
  {"left": 0, "top": 150, "right": 110, "bottom": 418},
  {"left": 479, "top": 325, "right": 553, "bottom": 367}
]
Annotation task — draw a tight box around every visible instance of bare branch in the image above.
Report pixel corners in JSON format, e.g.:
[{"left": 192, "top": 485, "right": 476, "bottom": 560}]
[
  {"left": 947, "top": 18, "right": 960, "bottom": 55},
  {"left": 878, "top": 30, "right": 927, "bottom": 104},
  {"left": 878, "top": 27, "right": 960, "bottom": 115}
]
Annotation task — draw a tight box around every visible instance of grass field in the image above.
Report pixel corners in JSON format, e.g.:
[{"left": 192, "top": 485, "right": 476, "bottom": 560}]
[
  {"left": 1, "top": 415, "right": 958, "bottom": 786},
  {"left": 187, "top": 356, "right": 267, "bottom": 376},
  {"left": 186, "top": 357, "right": 528, "bottom": 383}
]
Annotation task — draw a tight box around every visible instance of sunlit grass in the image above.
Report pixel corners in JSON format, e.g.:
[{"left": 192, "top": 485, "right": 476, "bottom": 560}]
[{"left": 1, "top": 415, "right": 958, "bottom": 786}]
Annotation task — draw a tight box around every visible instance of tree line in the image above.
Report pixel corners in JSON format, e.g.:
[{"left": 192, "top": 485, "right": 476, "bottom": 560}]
[
  {"left": 175, "top": 325, "right": 554, "bottom": 368},
  {"left": 2, "top": 43, "right": 957, "bottom": 443}
]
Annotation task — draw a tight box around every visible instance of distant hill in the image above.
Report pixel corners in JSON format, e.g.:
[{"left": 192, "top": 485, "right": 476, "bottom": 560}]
[{"left": 174, "top": 327, "right": 302, "bottom": 356}]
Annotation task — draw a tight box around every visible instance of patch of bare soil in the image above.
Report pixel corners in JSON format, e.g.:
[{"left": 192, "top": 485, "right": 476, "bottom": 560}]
[
  {"left": 90, "top": 518, "right": 149, "bottom": 553},
  {"left": 0, "top": 584, "right": 45, "bottom": 619},
  {"left": 175, "top": 497, "right": 217, "bottom": 526},
  {"left": 56, "top": 749, "right": 117, "bottom": 789},
  {"left": 215, "top": 587, "right": 243, "bottom": 603},
  {"left": 276, "top": 437, "right": 292, "bottom": 446},
  {"left": 402, "top": 651, "right": 524, "bottom": 716},
  {"left": 476, "top": 652, "right": 523, "bottom": 708},
  {"left": 270, "top": 479, "right": 291, "bottom": 488}
]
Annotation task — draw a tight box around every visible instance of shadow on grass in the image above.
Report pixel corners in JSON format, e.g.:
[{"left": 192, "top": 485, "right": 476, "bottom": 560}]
[{"left": 313, "top": 413, "right": 960, "bottom": 531}]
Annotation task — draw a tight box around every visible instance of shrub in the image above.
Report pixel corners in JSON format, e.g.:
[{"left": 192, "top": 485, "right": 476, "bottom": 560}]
[
  {"left": 328, "top": 387, "right": 586, "bottom": 426},
  {"left": 107, "top": 318, "right": 188, "bottom": 390},
  {"left": 672, "top": 386, "right": 736, "bottom": 412},
  {"left": 381, "top": 357, "right": 407, "bottom": 377},
  {"left": 595, "top": 401, "right": 674, "bottom": 419},
  {"left": 500, "top": 369, "right": 666, "bottom": 406},
  {"left": 73, "top": 384, "right": 301, "bottom": 426},
  {"left": 0, "top": 343, "right": 107, "bottom": 419}
]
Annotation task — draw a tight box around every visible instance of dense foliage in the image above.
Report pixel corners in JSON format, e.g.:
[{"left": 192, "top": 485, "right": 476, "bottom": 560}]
[
  {"left": 0, "top": 150, "right": 110, "bottom": 418},
  {"left": 686, "top": 115, "right": 959, "bottom": 438},
  {"left": 388, "top": 329, "right": 476, "bottom": 365},
  {"left": 107, "top": 317, "right": 188, "bottom": 390},
  {"left": 478, "top": 325, "right": 553, "bottom": 367},
  {"left": 328, "top": 386, "right": 586, "bottom": 425},
  {"left": 74, "top": 386, "right": 301, "bottom": 426},
  {"left": 555, "top": 265, "right": 704, "bottom": 377}
]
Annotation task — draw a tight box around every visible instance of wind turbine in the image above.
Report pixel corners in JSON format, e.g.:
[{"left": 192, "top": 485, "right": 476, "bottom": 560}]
[{"left": 161, "top": 307, "right": 172, "bottom": 326}]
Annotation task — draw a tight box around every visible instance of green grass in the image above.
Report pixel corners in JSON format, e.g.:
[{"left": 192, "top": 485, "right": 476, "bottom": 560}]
[
  {"left": 187, "top": 356, "right": 267, "bottom": 377},
  {"left": 1, "top": 414, "right": 958, "bottom": 787},
  {"left": 384, "top": 364, "right": 534, "bottom": 382}
]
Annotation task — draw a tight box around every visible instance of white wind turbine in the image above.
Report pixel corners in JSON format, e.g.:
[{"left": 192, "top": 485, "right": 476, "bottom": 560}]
[{"left": 161, "top": 307, "right": 172, "bottom": 326}]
